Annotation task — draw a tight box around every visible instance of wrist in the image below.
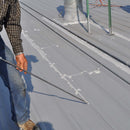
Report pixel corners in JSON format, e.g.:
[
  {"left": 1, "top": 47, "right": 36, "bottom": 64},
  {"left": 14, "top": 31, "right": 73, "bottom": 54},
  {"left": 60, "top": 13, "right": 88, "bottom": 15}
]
[{"left": 15, "top": 52, "right": 24, "bottom": 56}]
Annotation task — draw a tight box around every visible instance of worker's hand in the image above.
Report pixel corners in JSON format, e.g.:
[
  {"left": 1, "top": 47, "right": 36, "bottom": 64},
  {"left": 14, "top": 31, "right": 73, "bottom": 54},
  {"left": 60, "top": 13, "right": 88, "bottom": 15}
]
[{"left": 15, "top": 53, "right": 28, "bottom": 74}]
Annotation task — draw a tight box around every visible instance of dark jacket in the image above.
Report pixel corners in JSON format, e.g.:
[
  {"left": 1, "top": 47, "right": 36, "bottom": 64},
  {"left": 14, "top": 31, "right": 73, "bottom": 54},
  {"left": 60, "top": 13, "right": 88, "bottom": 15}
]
[{"left": 0, "top": 0, "right": 23, "bottom": 55}]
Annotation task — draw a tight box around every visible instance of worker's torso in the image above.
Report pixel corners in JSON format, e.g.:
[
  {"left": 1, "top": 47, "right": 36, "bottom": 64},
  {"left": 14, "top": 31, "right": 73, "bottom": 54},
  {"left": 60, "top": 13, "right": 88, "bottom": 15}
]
[{"left": 0, "top": 0, "right": 16, "bottom": 31}]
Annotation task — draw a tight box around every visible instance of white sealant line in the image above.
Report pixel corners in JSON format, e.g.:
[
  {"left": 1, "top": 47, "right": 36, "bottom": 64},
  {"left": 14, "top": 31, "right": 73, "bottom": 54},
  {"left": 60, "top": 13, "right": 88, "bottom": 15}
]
[
  {"left": 22, "top": 31, "right": 89, "bottom": 104},
  {"left": 54, "top": 18, "right": 130, "bottom": 42},
  {"left": 90, "top": 21, "right": 130, "bottom": 42},
  {"left": 54, "top": 19, "right": 87, "bottom": 26},
  {"left": 62, "top": 68, "right": 101, "bottom": 79},
  {"left": 41, "top": 17, "right": 130, "bottom": 75}
]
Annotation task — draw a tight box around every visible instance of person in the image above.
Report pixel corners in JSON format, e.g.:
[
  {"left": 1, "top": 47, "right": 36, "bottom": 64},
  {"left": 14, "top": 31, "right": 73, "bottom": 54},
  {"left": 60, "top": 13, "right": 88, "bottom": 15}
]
[
  {"left": 0, "top": 0, "right": 35, "bottom": 129},
  {"left": 95, "top": 0, "right": 105, "bottom": 6},
  {"left": 99, "top": 0, "right": 104, "bottom": 5}
]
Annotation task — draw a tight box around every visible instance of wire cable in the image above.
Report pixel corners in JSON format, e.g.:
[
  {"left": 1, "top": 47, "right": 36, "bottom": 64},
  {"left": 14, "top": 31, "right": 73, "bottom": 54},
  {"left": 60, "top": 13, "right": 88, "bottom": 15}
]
[{"left": 0, "top": 56, "right": 89, "bottom": 104}]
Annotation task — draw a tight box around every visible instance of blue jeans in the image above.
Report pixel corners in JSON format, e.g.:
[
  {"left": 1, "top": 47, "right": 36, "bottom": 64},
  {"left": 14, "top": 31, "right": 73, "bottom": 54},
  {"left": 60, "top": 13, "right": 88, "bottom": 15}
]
[{"left": 0, "top": 36, "right": 29, "bottom": 125}]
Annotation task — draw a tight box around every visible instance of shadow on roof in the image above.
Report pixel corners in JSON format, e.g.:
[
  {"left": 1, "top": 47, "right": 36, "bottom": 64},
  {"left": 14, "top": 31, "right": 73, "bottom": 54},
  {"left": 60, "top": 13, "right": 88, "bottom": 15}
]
[
  {"left": 120, "top": 5, "right": 130, "bottom": 13},
  {"left": 36, "top": 121, "right": 55, "bottom": 130}
]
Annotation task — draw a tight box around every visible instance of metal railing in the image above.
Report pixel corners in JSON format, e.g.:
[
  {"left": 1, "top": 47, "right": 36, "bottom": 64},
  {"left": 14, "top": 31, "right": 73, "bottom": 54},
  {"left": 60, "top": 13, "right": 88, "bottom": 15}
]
[
  {"left": 108, "top": 0, "right": 112, "bottom": 35},
  {"left": 86, "top": 0, "right": 112, "bottom": 34},
  {"left": 86, "top": 0, "right": 90, "bottom": 33}
]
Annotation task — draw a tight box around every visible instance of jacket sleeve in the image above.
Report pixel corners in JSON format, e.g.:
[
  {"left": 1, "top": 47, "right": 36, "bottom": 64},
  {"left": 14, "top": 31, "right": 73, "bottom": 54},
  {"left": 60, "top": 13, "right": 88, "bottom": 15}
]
[{"left": 4, "top": 0, "right": 23, "bottom": 55}]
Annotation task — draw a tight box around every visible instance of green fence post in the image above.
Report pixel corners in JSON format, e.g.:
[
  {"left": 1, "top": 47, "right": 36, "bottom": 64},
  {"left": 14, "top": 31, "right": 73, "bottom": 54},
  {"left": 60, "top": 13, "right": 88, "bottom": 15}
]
[
  {"left": 108, "top": 0, "right": 112, "bottom": 35},
  {"left": 86, "top": 0, "right": 90, "bottom": 33}
]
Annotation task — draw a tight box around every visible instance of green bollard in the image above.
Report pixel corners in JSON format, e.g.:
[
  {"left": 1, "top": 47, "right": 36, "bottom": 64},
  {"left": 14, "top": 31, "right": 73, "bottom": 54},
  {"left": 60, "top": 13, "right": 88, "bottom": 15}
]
[
  {"left": 108, "top": 0, "right": 112, "bottom": 35},
  {"left": 86, "top": 0, "right": 90, "bottom": 33}
]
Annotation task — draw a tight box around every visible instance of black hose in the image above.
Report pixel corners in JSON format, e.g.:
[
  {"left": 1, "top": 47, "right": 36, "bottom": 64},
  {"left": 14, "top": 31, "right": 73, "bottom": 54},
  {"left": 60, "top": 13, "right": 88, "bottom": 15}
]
[{"left": 0, "top": 57, "right": 88, "bottom": 104}]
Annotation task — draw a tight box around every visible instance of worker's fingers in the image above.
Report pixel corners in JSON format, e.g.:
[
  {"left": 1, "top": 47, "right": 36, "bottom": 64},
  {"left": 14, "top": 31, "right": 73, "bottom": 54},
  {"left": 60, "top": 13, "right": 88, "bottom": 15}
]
[
  {"left": 23, "top": 59, "right": 28, "bottom": 74},
  {"left": 16, "top": 53, "right": 28, "bottom": 74},
  {"left": 16, "top": 60, "right": 21, "bottom": 70}
]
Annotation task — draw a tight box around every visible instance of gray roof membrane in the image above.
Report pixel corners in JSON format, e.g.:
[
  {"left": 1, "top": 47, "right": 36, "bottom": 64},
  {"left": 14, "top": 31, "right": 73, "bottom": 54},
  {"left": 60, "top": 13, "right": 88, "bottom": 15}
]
[{"left": 0, "top": 0, "right": 130, "bottom": 130}]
